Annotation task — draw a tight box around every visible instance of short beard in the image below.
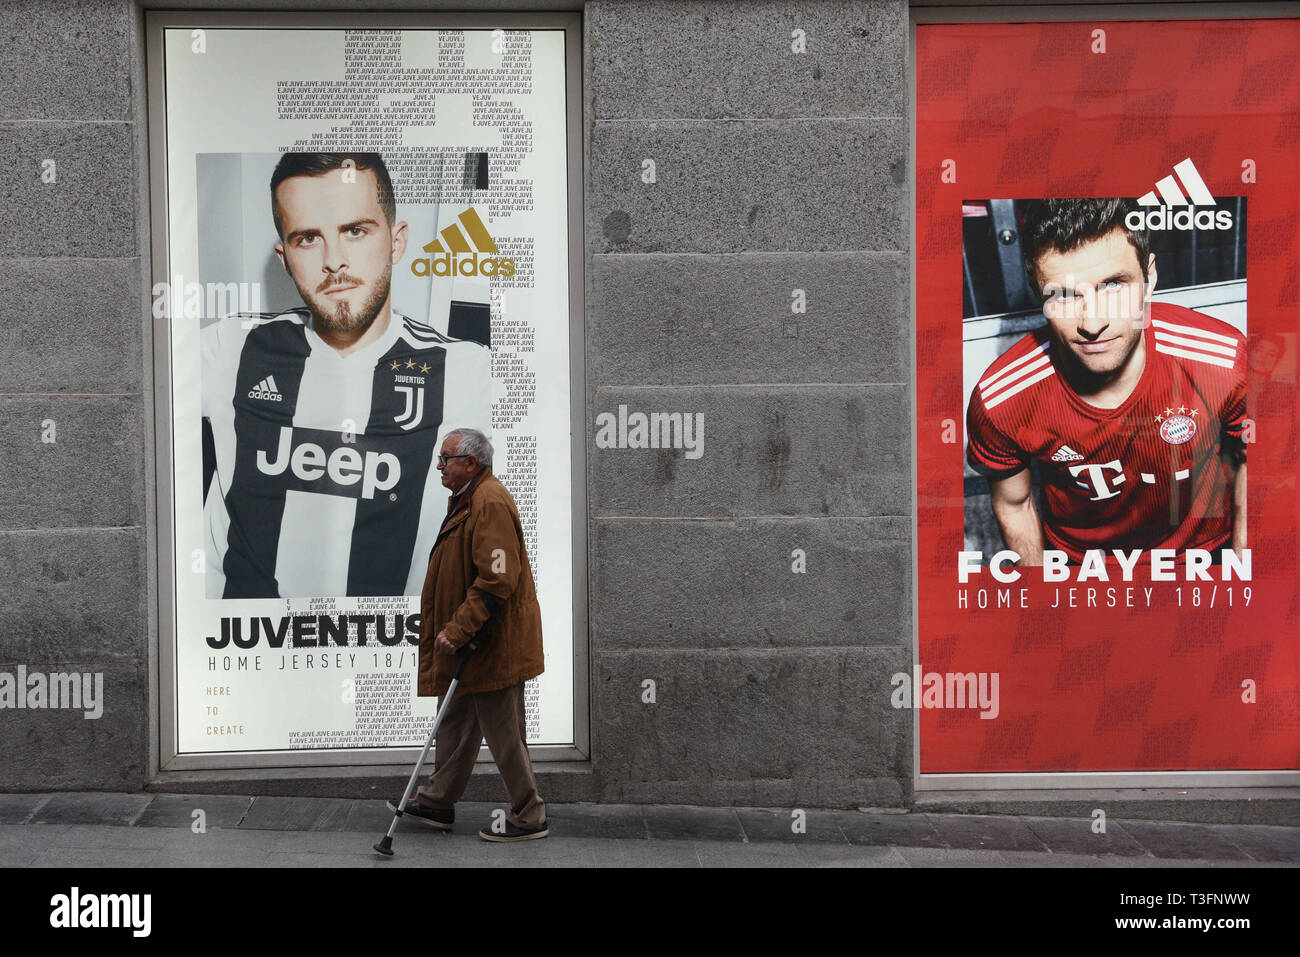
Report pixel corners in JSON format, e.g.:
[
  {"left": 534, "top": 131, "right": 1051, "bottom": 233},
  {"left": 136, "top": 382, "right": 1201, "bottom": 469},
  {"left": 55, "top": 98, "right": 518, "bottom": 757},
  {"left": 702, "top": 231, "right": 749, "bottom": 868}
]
[
  {"left": 305, "top": 268, "right": 392, "bottom": 339},
  {"left": 1062, "top": 327, "right": 1143, "bottom": 387}
]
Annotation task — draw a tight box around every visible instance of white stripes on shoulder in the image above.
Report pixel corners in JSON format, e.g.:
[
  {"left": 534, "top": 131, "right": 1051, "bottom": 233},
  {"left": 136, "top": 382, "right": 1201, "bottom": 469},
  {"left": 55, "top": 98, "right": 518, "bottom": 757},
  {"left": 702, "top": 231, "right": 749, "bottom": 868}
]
[
  {"left": 980, "top": 341, "right": 1055, "bottom": 409},
  {"left": 1152, "top": 318, "right": 1238, "bottom": 370}
]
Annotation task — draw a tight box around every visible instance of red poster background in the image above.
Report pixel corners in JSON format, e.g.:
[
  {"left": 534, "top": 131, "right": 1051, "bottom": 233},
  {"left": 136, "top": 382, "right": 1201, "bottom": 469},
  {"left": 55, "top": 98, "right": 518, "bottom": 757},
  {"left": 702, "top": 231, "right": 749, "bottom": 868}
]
[{"left": 916, "top": 18, "right": 1299, "bottom": 772}]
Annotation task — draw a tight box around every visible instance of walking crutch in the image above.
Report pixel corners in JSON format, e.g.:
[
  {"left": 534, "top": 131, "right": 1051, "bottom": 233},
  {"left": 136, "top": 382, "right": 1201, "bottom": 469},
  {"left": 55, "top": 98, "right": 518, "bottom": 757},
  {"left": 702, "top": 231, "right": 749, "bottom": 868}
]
[{"left": 373, "top": 633, "right": 486, "bottom": 857}]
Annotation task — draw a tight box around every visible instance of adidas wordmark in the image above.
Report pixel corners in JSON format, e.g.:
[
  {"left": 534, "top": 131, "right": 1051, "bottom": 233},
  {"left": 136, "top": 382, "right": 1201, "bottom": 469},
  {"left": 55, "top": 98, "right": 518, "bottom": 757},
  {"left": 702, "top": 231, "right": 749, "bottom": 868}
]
[
  {"left": 411, "top": 207, "right": 516, "bottom": 278},
  {"left": 1124, "top": 158, "right": 1233, "bottom": 231},
  {"left": 247, "top": 375, "right": 283, "bottom": 402}
]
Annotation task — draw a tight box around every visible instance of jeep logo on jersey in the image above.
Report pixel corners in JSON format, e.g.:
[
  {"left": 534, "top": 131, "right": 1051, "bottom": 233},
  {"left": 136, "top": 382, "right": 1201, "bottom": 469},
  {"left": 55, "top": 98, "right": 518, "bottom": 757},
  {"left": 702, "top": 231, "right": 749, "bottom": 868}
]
[
  {"left": 1124, "top": 158, "right": 1234, "bottom": 231},
  {"left": 410, "top": 207, "right": 516, "bottom": 278},
  {"left": 256, "top": 426, "right": 400, "bottom": 500}
]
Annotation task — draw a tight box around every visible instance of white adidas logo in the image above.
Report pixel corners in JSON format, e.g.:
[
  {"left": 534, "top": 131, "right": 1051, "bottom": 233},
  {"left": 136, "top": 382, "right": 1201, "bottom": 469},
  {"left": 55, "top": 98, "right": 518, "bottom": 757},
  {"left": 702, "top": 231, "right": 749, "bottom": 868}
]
[
  {"left": 1124, "top": 158, "right": 1233, "bottom": 231},
  {"left": 247, "top": 375, "right": 283, "bottom": 402},
  {"left": 1050, "top": 444, "right": 1084, "bottom": 463}
]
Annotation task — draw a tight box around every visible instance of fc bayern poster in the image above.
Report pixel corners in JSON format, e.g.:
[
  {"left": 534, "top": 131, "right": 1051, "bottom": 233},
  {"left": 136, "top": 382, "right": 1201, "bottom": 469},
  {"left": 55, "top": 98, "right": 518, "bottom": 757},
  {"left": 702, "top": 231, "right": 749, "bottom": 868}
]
[
  {"left": 156, "top": 26, "right": 575, "bottom": 758},
  {"left": 915, "top": 17, "right": 1299, "bottom": 774}
]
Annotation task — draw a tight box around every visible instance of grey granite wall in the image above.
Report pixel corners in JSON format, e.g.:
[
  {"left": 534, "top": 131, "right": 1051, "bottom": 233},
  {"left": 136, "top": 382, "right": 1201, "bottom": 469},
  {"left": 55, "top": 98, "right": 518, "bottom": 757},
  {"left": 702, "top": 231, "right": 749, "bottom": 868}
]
[
  {"left": 0, "top": 0, "right": 150, "bottom": 789},
  {"left": 584, "top": 0, "right": 911, "bottom": 806}
]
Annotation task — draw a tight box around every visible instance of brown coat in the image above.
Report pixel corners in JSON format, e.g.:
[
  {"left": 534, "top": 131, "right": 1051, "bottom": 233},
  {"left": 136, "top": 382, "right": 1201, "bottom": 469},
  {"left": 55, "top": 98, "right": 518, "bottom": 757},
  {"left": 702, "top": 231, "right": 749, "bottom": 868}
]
[{"left": 417, "top": 468, "right": 544, "bottom": 697}]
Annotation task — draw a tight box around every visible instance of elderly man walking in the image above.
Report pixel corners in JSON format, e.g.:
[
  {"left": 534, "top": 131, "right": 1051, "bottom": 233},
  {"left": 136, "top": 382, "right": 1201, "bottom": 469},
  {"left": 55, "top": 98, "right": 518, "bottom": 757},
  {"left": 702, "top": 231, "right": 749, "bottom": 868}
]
[{"left": 389, "top": 427, "right": 547, "bottom": 841}]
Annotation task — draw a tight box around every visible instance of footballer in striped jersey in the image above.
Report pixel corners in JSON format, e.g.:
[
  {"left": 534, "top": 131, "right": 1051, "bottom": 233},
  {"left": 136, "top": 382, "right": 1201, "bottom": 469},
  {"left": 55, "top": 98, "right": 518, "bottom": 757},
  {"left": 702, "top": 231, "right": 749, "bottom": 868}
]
[
  {"left": 966, "top": 199, "right": 1246, "bottom": 563},
  {"left": 201, "top": 153, "right": 491, "bottom": 599}
]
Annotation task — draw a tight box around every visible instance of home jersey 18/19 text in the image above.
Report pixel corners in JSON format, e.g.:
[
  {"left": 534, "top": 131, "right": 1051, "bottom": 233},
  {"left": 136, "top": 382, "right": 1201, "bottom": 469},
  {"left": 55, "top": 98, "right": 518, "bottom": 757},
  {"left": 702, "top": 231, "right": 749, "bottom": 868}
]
[
  {"left": 201, "top": 309, "right": 492, "bottom": 599},
  {"left": 966, "top": 302, "right": 1247, "bottom": 559}
]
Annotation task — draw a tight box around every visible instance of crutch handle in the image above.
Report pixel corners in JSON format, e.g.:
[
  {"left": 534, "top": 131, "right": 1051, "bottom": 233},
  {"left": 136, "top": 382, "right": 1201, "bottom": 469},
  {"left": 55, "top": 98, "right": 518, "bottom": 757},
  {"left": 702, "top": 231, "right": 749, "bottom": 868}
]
[
  {"left": 450, "top": 595, "right": 499, "bottom": 678},
  {"left": 451, "top": 649, "right": 473, "bottom": 680},
  {"left": 451, "top": 626, "right": 491, "bottom": 679}
]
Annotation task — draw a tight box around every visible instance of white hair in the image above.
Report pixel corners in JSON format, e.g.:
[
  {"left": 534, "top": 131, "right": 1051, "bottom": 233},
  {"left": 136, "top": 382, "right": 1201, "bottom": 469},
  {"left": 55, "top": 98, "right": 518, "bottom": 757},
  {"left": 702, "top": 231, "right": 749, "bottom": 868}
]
[{"left": 446, "top": 428, "right": 493, "bottom": 468}]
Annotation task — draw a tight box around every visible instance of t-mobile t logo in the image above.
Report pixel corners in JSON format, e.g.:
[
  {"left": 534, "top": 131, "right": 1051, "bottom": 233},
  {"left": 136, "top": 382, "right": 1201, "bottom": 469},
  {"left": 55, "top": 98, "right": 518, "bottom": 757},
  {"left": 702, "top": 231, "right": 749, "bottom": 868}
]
[{"left": 1068, "top": 460, "right": 1125, "bottom": 500}]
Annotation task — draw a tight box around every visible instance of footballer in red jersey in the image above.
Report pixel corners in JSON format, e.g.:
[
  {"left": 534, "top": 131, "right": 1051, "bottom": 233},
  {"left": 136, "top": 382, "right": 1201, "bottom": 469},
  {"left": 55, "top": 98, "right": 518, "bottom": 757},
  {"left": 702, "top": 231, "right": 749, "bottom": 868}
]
[{"left": 966, "top": 199, "right": 1247, "bottom": 563}]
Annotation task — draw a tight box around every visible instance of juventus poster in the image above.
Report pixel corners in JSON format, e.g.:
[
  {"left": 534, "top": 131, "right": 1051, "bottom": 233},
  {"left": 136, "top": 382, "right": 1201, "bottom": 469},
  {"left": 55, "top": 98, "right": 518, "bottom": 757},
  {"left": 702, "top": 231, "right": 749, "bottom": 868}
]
[
  {"left": 916, "top": 18, "right": 1299, "bottom": 774},
  {"left": 156, "top": 26, "right": 575, "bottom": 757}
]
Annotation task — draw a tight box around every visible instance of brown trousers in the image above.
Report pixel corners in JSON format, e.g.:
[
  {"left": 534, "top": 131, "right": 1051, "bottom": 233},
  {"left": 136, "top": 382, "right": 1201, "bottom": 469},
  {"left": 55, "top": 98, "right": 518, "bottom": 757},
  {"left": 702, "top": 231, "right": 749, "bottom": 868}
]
[{"left": 415, "top": 682, "right": 545, "bottom": 829}]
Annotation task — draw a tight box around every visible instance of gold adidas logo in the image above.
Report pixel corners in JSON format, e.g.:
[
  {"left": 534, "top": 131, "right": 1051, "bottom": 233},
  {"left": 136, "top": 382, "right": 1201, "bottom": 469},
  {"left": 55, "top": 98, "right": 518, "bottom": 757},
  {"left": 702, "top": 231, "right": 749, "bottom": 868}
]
[{"left": 410, "top": 207, "right": 516, "bottom": 278}]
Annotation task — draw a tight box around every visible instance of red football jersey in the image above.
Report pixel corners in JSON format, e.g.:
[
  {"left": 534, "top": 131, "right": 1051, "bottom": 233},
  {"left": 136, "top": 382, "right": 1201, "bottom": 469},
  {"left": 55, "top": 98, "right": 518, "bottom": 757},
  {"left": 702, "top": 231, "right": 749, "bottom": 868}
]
[{"left": 966, "top": 302, "right": 1247, "bottom": 559}]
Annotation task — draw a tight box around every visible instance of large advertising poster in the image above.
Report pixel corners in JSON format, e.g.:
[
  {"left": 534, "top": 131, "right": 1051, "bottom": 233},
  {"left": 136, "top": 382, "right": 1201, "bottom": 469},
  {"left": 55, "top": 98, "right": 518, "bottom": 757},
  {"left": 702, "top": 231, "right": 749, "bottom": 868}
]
[
  {"left": 157, "top": 25, "right": 575, "bottom": 757},
  {"left": 916, "top": 18, "right": 1299, "bottom": 774}
]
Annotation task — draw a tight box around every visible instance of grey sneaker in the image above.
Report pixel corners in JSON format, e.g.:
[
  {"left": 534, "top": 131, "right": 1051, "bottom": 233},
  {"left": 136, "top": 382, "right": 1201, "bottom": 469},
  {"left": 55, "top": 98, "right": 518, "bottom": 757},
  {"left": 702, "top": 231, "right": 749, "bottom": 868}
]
[
  {"left": 480, "top": 819, "right": 549, "bottom": 842},
  {"left": 387, "top": 798, "right": 453, "bottom": 830}
]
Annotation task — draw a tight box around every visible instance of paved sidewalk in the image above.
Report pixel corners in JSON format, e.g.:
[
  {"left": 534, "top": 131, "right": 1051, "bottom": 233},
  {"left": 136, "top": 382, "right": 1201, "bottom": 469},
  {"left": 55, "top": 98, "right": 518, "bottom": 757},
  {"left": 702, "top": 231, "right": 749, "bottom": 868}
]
[{"left": 0, "top": 793, "right": 1296, "bottom": 867}]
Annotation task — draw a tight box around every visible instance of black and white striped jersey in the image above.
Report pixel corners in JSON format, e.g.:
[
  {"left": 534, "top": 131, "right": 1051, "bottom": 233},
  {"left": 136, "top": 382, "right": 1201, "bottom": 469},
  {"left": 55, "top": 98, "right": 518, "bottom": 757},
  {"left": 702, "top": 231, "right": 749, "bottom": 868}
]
[{"left": 200, "top": 308, "right": 492, "bottom": 599}]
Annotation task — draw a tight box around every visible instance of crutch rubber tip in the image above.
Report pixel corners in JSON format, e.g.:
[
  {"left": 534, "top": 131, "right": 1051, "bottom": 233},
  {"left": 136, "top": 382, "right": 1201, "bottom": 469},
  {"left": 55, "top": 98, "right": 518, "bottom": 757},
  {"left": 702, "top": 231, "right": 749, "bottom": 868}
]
[{"left": 373, "top": 836, "right": 395, "bottom": 856}]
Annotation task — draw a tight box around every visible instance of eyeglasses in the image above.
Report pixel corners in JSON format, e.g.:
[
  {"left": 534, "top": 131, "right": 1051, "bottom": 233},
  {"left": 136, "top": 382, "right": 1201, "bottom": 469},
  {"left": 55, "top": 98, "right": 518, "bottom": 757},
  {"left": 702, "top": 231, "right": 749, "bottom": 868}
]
[{"left": 437, "top": 453, "right": 472, "bottom": 466}]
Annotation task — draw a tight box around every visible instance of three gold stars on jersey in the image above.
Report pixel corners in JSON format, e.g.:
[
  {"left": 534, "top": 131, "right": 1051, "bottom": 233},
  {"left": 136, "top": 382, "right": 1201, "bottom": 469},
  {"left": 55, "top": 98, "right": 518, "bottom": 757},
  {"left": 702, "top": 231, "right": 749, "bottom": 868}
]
[{"left": 390, "top": 359, "right": 431, "bottom": 373}]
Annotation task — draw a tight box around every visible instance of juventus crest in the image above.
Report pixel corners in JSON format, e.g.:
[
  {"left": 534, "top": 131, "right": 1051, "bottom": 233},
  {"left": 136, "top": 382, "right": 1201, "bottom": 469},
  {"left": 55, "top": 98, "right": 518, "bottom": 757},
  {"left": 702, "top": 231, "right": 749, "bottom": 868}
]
[{"left": 393, "top": 384, "right": 425, "bottom": 431}]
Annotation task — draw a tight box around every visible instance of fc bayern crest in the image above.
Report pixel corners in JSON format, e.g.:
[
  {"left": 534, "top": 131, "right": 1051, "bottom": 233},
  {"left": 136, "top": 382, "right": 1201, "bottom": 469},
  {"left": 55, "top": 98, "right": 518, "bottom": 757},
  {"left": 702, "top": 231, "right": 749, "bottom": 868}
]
[{"left": 1159, "top": 413, "right": 1197, "bottom": 445}]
